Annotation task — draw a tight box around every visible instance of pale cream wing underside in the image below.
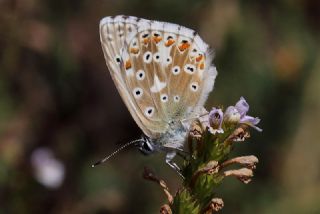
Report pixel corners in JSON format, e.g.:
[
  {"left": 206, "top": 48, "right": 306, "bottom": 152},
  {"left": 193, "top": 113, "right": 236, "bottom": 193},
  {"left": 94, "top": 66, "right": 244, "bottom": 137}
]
[{"left": 100, "top": 15, "right": 217, "bottom": 138}]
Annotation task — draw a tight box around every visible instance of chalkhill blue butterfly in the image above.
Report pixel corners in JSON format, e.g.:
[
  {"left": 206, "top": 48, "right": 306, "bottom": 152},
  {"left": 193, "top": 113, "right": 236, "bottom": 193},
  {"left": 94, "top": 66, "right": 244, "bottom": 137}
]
[{"left": 95, "top": 15, "right": 217, "bottom": 175}]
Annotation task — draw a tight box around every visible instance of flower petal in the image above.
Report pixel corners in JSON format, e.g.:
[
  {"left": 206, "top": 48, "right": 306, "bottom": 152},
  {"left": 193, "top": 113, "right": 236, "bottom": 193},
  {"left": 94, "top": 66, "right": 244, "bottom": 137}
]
[
  {"left": 240, "top": 116, "right": 262, "bottom": 132},
  {"left": 235, "top": 97, "right": 249, "bottom": 117}
]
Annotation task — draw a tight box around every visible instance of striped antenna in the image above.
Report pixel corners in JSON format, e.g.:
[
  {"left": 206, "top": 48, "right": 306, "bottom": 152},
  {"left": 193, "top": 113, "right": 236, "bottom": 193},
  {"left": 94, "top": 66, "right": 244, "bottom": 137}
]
[{"left": 92, "top": 139, "right": 142, "bottom": 167}]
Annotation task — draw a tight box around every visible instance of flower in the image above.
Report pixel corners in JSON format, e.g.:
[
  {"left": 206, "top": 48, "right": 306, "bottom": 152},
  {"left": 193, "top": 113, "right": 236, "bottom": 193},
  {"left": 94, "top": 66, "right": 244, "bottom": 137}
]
[
  {"left": 208, "top": 108, "right": 224, "bottom": 134},
  {"left": 225, "top": 97, "right": 262, "bottom": 132}
]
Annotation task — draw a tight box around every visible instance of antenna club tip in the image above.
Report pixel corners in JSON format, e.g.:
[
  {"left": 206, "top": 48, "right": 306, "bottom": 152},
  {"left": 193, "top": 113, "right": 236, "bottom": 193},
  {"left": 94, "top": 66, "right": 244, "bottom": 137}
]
[{"left": 91, "top": 164, "right": 95, "bottom": 168}]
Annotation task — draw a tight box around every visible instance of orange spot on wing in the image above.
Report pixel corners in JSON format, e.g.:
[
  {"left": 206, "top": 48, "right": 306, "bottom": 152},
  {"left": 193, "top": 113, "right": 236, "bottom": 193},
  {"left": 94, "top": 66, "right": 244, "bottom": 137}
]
[
  {"left": 143, "top": 38, "right": 150, "bottom": 45},
  {"left": 199, "top": 62, "right": 205, "bottom": 70},
  {"left": 178, "top": 42, "right": 190, "bottom": 52},
  {"left": 165, "top": 39, "right": 175, "bottom": 47},
  {"left": 130, "top": 48, "right": 139, "bottom": 54},
  {"left": 153, "top": 36, "right": 162, "bottom": 44},
  {"left": 125, "top": 60, "right": 132, "bottom": 70},
  {"left": 196, "top": 55, "right": 203, "bottom": 62}
]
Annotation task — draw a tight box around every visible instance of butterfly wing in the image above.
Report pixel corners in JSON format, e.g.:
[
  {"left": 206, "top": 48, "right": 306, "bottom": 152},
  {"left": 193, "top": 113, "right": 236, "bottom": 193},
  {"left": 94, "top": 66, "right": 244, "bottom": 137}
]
[{"left": 100, "top": 15, "right": 217, "bottom": 139}]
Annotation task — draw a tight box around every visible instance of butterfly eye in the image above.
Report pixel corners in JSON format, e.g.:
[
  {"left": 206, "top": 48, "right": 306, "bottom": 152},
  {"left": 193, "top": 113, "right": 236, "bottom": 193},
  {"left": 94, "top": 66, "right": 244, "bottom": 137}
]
[
  {"left": 190, "top": 82, "right": 199, "bottom": 92},
  {"left": 136, "top": 70, "right": 145, "bottom": 80},
  {"left": 184, "top": 64, "right": 196, "bottom": 74},
  {"left": 144, "top": 107, "right": 155, "bottom": 117},
  {"left": 143, "top": 51, "right": 153, "bottom": 63},
  {"left": 133, "top": 87, "right": 143, "bottom": 98},
  {"left": 160, "top": 94, "right": 168, "bottom": 103},
  {"left": 153, "top": 52, "right": 161, "bottom": 62},
  {"left": 172, "top": 66, "right": 180, "bottom": 75},
  {"left": 174, "top": 95, "right": 180, "bottom": 102}
]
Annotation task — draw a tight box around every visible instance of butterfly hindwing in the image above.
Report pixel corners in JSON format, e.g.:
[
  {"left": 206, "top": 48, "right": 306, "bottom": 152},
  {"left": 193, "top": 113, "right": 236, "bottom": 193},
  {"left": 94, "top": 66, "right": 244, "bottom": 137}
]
[{"left": 100, "top": 15, "right": 217, "bottom": 139}]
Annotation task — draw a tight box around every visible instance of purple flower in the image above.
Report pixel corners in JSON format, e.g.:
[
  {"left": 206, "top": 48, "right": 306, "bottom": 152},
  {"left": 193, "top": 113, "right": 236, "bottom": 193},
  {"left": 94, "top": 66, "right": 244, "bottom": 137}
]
[
  {"left": 235, "top": 97, "right": 262, "bottom": 132},
  {"left": 208, "top": 108, "right": 224, "bottom": 134}
]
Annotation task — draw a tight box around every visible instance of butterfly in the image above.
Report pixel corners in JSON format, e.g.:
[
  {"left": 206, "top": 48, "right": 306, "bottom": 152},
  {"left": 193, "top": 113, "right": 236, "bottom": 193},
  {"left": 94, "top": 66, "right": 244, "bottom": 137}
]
[{"left": 97, "top": 15, "right": 217, "bottom": 174}]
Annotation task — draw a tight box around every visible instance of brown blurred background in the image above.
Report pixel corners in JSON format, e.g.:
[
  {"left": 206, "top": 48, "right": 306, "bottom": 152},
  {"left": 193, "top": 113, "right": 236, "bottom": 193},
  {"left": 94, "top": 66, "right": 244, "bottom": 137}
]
[{"left": 0, "top": 0, "right": 320, "bottom": 213}]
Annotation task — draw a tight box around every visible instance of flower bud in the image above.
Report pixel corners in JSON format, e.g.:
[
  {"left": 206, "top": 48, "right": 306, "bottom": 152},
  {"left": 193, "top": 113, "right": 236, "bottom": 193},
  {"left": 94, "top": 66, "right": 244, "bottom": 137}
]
[
  {"left": 210, "top": 198, "right": 224, "bottom": 212},
  {"left": 160, "top": 204, "right": 172, "bottom": 214},
  {"left": 224, "top": 106, "right": 241, "bottom": 124}
]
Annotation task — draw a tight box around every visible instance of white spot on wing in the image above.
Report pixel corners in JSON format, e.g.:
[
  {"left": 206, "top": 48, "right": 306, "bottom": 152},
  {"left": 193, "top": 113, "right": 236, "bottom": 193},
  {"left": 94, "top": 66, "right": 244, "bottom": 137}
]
[
  {"left": 172, "top": 66, "right": 180, "bottom": 75},
  {"left": 174, "top": 95, "right": 180, "bottom": 102},
  {"left": 133, "top": 87, "right": 143, "bottom": 98},
  {"left": 190, "top": 82, "right": 199, "bottom": 92},
  {"left": 143, "top": 51, "right": 152, "bottom": 63},
  {"left": 153, "top": 52, "right": 161, "bottom": 62},
  {"left": 160, "top": 94, "right": 168, "bottom": 102},
  {"left": 145, "top": 107, "right": 155, "bottom": 117},
  {"left": 184, "top": 64, "right": 196, "bottom": 74},
  {"left": 164, "top": 56, "right": 172, "bottom": 65},
  {"left": 150, "top": 75, "right": 166, "bottom": 93},
  {"left": 136, "top": 70, "right": 145, "bottom": 80}
]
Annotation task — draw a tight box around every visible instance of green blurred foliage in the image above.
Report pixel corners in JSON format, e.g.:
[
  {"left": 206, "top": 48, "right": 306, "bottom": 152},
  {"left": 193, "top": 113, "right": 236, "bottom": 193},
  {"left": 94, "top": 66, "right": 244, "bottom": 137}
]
[{"left": 0, "top": 0, "right": 319, "bottom": 213}]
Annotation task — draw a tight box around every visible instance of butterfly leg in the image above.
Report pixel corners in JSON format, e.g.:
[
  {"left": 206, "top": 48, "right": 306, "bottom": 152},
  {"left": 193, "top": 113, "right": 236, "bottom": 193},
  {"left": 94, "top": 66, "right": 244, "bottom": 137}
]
[
  {"left": 166, "top": 152, "right": 184, "bottom": 178},
  {"left": 175, "top": 149, "right": 189, "bottom": 160}
]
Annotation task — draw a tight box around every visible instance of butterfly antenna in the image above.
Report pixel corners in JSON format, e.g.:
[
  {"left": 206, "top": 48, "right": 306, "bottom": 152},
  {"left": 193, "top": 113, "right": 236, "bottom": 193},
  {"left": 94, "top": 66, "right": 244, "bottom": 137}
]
[{"left": 91, "top": 139, "right": 142, "bottom": 168}]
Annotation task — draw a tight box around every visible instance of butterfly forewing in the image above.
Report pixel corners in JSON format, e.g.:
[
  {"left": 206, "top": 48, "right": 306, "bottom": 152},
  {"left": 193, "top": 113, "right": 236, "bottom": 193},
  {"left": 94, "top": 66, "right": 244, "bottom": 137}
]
[{"left": 100, "top": 15, "right": 217, "bottom": 139}]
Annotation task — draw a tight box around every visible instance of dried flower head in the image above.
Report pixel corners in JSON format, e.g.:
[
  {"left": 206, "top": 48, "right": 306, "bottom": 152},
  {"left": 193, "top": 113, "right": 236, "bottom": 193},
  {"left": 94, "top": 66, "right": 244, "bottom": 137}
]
[
  {"left": 221, "top": 155, "right": 259, "bottom": 170},
  {"left": 160, "top": 204, "right": 172, "bottom": 214},
  {"left": 210, "top": 198, "right": 224, "bottom": 212},
  {"left": 227, "top": 125, "right": 251, "bottom": 142},
  {"left": 189, "top": 120, "right": 204, "bottom": 140},
  {"left": 224, "top": 168, "right": 254, "bottom": 184}
]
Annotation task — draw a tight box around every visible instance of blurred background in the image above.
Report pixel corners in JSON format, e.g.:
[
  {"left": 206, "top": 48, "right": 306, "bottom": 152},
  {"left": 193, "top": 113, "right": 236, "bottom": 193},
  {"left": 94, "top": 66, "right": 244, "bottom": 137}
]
[{"left": 0, "top": 0, "right": 319, "bottom": 213}]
